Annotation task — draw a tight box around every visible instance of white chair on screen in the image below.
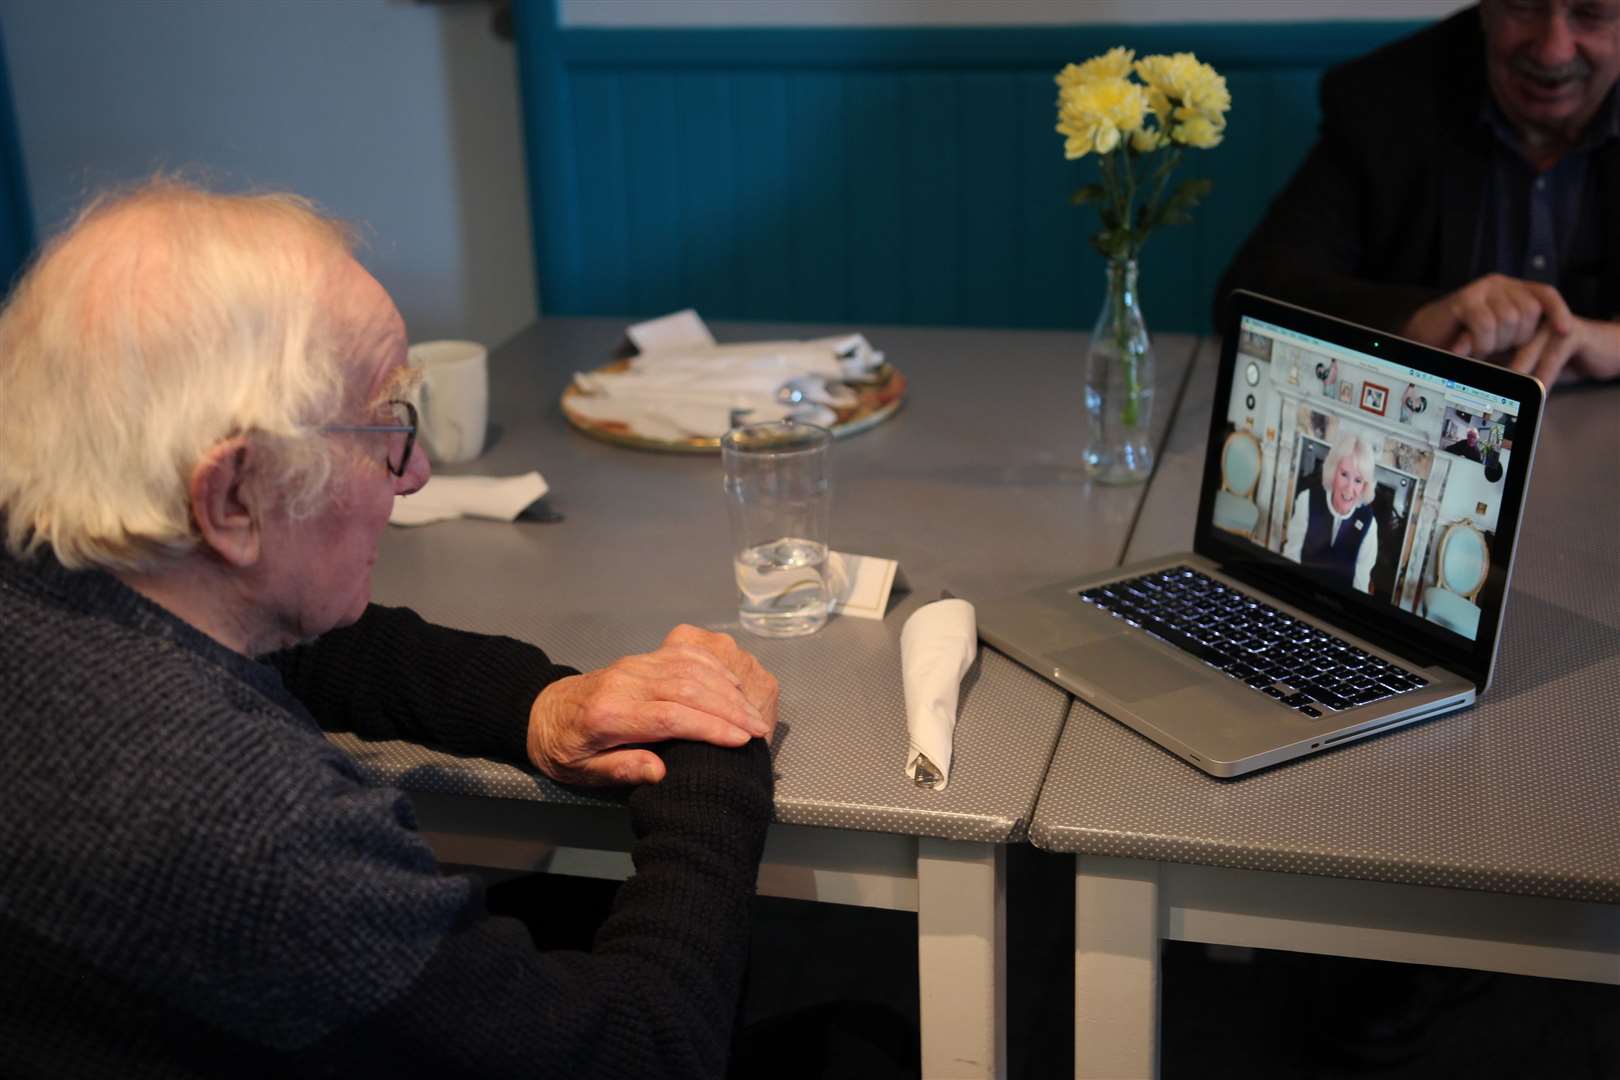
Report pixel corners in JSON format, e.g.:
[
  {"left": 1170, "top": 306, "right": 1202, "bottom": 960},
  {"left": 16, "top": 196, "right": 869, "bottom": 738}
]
[
  {"left": 1421, "top": 521, "right": 1489, "bottom": 638},
  {"left": 1212, "top": 430, "right": 1263, "bottom": 538}
]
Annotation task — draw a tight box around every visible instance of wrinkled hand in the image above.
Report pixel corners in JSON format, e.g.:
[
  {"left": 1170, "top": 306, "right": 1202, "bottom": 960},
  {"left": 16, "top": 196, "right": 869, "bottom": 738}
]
[
  {"left": 1403, "top": 274, "right": 1574, "bottom": 359},
  {"left": 662, "top": 623, "right": 780, "bottom": 736},
  {"left": 1507, "top": 315, "right": 1620, "bottom": 386},
  {"left": 527, "top": 625, "right": 779, "bottom": 786}
]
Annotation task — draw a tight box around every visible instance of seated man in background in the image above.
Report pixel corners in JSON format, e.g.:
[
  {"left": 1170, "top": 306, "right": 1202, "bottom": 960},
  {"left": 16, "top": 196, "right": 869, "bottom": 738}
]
[
  {"left": 1445, "top": 427, "right": 1488, "bottom": 460},
  {"left": 1217, "top": 0, "right": 1620, "bottom": 386},
  {"left": 0, "top": 180, "right": 778, "bottom": 1078}
]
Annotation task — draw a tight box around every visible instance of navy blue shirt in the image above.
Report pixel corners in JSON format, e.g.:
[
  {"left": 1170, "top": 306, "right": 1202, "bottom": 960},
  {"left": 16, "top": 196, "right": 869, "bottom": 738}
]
[{"left": 1474, "top": 86, "right": 1620, "bottom": 296}]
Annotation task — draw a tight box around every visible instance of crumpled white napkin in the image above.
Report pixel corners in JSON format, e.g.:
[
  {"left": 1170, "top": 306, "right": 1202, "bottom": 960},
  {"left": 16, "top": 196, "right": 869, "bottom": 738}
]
[
  {"left": 389, "top": 471, "right": 549, "bottom": 527},
  {"left": 568, "top": 334, "right": 884, "bottom": 440},
  {"left": 622, "top": 335, "right": 883, "bottom": 381},
  {"left": 564, "top": 393, "right": 836, "bottom": 443},
  {"left": 901, "top": 598, "right": 977, "bottom": 791}
]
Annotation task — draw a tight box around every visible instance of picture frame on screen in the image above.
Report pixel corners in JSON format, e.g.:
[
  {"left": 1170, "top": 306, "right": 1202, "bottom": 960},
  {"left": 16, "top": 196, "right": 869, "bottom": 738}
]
[{"left": 1361, "top": 381, "right": 1389, "bottom": 416}]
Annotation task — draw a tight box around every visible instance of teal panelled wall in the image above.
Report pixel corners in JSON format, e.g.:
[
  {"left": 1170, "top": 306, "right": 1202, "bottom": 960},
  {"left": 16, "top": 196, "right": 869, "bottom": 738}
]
[
  {"left": 0, "top": 16, "right": 34, "bottom": 296},
  {"left": 515, "top": 1, "right": 1421, "bottom": 332}
]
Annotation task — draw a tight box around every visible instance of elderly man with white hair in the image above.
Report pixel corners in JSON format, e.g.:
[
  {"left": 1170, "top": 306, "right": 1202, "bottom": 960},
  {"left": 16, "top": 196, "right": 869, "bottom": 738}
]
[
  {"left": 0, "top": 181, "right": 778, "bottom": 1077},
  {"left": 1283, "top": 431, "right": 1382, "bottom": 595}
]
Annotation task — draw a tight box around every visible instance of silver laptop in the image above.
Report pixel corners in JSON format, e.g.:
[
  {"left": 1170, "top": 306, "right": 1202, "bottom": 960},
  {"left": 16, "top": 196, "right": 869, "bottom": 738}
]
[{"left": 976, "top": 291, "right": 1546, "bottom": 777}]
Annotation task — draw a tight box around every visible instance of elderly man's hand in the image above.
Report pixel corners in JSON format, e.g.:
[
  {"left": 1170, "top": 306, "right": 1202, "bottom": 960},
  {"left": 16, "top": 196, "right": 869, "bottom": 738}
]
[
  {"left": 662, "top": 623, "right": 780, "bottom": 735},
  {"left": 1507, "top": 316, "right": 1620, "bottom": 386},
  {"left": 1404, "top": 274, "right": 1575, "bottom": 359},
  {"left": 527, "top": 625, "right": 778, "bottom": 786}
]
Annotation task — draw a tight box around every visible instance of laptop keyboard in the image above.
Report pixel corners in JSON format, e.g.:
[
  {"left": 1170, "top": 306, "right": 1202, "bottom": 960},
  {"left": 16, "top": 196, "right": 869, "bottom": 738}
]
[{"left": 1078, "top": 566, "right": 1428, "bottom": 717}]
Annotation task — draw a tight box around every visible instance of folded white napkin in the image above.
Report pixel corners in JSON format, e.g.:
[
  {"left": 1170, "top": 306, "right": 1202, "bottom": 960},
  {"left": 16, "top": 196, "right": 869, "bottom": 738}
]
[
  {"left": 901, "top": 598, "right": 977, "bottom": 791},
  {"left": 568, "top": 333, "right": 883, "bottom": 440},
  {"left": 389, "top": 471, "right": 549, "bottom": 527}
]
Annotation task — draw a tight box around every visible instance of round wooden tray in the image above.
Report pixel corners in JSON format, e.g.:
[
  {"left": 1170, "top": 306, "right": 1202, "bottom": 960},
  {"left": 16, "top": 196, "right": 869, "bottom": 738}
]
[{"left": 561, "top": 360, "right": 907, "bottom": 453}]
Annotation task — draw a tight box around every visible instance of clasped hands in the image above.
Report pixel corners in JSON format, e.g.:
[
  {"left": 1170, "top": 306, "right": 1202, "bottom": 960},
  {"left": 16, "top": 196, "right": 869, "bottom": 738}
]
[
  {"left": 526, "top": 624, "right": 779, "bottom": 786},
  {"left": 1403, "top": 273, "right": 1620, "bottom": 384}
]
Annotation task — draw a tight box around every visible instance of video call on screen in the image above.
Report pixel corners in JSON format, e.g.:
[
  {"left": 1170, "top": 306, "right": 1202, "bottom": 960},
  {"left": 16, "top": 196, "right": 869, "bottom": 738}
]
[{"left": 1208, "top": 317, "right": 1521, "bottom": 643}]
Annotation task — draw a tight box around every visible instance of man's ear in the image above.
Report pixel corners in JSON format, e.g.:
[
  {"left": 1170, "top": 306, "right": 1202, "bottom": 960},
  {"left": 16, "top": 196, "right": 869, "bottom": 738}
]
[{"left": 190, "top": 437, "right": 262, "bottom": 568}]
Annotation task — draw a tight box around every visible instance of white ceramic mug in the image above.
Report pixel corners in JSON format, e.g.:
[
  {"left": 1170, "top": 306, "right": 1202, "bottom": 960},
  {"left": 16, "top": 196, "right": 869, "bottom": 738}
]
[{"left": 407, "top": 340, "right": 488, "bottom": 464}]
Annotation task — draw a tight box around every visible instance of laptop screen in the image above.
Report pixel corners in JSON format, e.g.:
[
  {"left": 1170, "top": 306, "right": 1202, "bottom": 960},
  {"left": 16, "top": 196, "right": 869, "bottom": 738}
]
[{"left": 1196, "top": 293, "right": 1545, "bottom": 689}]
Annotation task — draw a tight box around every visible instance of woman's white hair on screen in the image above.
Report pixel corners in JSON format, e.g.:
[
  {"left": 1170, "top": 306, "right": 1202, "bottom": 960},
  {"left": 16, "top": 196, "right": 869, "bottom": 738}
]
[
  {"left": 1321, "top": 430, "right": 1378, "bottom": 506},
  {"left": 0, "top": 177, "right": 360, "bottom": 571}
]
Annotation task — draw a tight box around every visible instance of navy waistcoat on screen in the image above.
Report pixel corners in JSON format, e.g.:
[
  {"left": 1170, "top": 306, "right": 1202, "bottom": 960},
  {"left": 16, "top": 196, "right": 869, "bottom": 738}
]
[{"left": 1302, "top": 483, "right": 1374, "bottom": 588}]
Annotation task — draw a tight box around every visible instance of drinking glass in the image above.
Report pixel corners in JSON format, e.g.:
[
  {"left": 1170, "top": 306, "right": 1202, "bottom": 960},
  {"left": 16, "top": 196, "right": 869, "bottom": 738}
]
[{"left": 721, "top": 419, "right": 832, "bottom": 637}]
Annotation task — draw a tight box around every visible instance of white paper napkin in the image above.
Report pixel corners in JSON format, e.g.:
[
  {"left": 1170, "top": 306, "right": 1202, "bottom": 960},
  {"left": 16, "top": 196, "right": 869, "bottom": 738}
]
[
  {"left": 626, "top": 308, "right": 715, "bottom": 352},
  {"left": 826, "top": 551, "right": 905, "bottom": 620},
  {"left": 569, "top": 319, "right": 884, "bottom": 440},
  {"left": 563, "top": 394, "right": 836, "bottom": 442},
  {"left": 389, "top": 471, "right": 549, "bottom": 527},
  {"left": 900, "top": 598, "right": 977, "bottom": 791},
  {"left": 625, "top": 309, "right": 883, "bottom": 381}
]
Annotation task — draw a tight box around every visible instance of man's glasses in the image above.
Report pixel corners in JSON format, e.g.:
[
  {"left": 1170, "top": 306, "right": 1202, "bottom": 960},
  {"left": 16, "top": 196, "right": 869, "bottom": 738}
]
[{"left": 323, "top": 399, "right": 418, "bottom": 477}]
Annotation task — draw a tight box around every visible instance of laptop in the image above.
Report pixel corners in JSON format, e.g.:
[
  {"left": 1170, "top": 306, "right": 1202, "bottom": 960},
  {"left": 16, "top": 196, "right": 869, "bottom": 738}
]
[{"left": 976, "top": 291, "right": 1546, "bottom": 777}]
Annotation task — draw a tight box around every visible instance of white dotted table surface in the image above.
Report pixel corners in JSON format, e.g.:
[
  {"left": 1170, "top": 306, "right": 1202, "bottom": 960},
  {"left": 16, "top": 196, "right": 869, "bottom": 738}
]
[{"left": 1031, "top": 384, "right": 1620, "bottom": 905}]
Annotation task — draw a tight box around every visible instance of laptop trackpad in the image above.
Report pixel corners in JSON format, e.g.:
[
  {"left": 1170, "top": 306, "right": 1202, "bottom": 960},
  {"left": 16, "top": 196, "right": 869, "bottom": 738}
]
[{"left": 1051, "top": 636, "right": 1203, "bottom": 702}]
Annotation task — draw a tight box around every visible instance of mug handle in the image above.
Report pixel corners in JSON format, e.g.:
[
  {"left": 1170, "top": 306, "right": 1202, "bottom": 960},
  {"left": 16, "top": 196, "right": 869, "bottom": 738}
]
[{"left": 418, "top": 378, "right": 436, "bottom": 458}]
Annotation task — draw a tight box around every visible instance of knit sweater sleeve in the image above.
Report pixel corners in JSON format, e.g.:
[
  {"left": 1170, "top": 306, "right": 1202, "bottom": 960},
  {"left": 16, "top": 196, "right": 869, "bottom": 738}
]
[
  {"left": 265, "top": 603, "right": 577, "bottom": 765},
  {"left": 292, "top": 738, "right": 774, "bottom": 1080}
]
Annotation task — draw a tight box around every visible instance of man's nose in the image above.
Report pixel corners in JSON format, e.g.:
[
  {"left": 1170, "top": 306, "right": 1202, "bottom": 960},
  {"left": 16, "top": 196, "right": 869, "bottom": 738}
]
[
  {"left": 1529, "top": 7, "right": 1579, "bottom": 67},
  {"left": 395, "top": 440, "right": 431, "bottom": 496}
]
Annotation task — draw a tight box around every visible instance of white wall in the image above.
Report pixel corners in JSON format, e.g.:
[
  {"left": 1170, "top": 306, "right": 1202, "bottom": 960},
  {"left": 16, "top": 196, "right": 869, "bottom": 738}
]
[
  {"left": 1439, "top": 452, "right": 1509, "bottom": 533},
  {"left": 563, "top": 0, "right": 1469, "bottom": 27},
  {"left": 0, "top": 0, "right": 536, "bottom": 348}
]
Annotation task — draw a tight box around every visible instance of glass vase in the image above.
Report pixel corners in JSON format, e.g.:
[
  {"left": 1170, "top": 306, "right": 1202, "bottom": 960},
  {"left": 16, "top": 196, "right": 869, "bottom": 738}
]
[{"left": 1084, "top": 258, "right": 1156, "bottom": 484}]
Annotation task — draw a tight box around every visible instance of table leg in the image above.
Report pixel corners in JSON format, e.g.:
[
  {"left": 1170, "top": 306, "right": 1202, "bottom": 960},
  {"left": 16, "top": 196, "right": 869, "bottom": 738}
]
[
  {"left": 1074, "top": 855, "right": 1162, "bottom": 1080},
  {"left": 918, "top": 837, "right": 1007, "bottom": 1080}
]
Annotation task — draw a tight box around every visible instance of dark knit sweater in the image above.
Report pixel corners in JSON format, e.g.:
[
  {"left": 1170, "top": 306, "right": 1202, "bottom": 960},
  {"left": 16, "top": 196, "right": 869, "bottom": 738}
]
[{"left": 0, "top": 548, "right": 774, "bottom": 1078}]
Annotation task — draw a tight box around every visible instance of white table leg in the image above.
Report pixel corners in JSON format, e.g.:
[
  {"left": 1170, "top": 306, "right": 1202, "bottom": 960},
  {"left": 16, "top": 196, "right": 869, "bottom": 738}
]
[
  {"left": 918, "top": 837, "right": 1007, "bottom": 1080},
  {"left": 1075, "top": 855, "right": 1162, "bottom": 1080}
]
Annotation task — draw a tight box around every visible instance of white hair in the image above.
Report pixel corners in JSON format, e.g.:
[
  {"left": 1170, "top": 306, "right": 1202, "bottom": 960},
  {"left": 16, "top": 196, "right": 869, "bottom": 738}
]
[
  {"left": 1321, "top": 431, "right": 1378, "bottom": 507},
  {"left": 0, "top": 179, "right": 359, "bottom": 571}
]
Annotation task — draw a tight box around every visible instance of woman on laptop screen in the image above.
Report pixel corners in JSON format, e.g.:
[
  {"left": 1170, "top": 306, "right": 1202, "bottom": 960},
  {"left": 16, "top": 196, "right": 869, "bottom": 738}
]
[{"left": 1283, "top": 431, "right": 1379, "bottom": 594}]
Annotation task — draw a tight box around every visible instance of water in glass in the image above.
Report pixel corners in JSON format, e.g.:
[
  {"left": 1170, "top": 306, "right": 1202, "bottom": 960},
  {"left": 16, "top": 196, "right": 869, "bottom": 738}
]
[{"left": 734, "top": 536, "right": 829, "bottom": 637}]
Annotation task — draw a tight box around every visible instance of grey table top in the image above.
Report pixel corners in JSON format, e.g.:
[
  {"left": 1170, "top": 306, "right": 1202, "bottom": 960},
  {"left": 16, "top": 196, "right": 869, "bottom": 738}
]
[
  {"left": 338, "top": 317, "right": 1201, "bottom": 844},
  {"left": 1031, "top": 355, "right": 1620, "bottom": 904}
]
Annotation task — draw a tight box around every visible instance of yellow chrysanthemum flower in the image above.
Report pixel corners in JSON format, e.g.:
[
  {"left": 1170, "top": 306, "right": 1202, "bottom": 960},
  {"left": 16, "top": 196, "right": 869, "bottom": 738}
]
[
  {"left": 1051, "top": 47, "right": 1227, "bottom": 267},
  {"left": 1135, "top": 52, "right": 1231, "bottom": 125},
  {"left": 1055, "top": 47, "right": 1135, "bottom": 91},
  {"left": 1172, "top": 113, "right": 1223, "bottom": 149},
  {"left": 1130, "top": 127, "right": 1166, "bottom": 153},
  {"left": 1144, "top": 86, "right": 1173, "bottom": 129},
  {"left": 1056, "top": 76, "right": 1148, "bottom": 159}
]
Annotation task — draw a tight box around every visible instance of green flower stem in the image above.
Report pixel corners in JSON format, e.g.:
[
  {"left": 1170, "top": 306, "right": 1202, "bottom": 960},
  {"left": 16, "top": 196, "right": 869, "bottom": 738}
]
[
  {"left": 1110, "top": 258, "right": 1142, "bottom": 429},
  {"left": 1141, "top": 147, "right": 1182, "bottom": 231},
  {"left": 1107, "top": 146, "right": 1142, "bottom": 432}
]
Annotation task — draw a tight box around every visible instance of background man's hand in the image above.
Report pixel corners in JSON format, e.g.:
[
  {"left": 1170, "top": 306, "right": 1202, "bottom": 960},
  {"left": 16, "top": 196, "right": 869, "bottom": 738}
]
[
  {"left": 527, "top": 625, "right": 778, "bottom": 786},
  {"left": 1509, "top": 315, "right": 1620, "bottom": 386},
  {"left": 1403, "top": 274, "right": 1575, "bottom": 358}
]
